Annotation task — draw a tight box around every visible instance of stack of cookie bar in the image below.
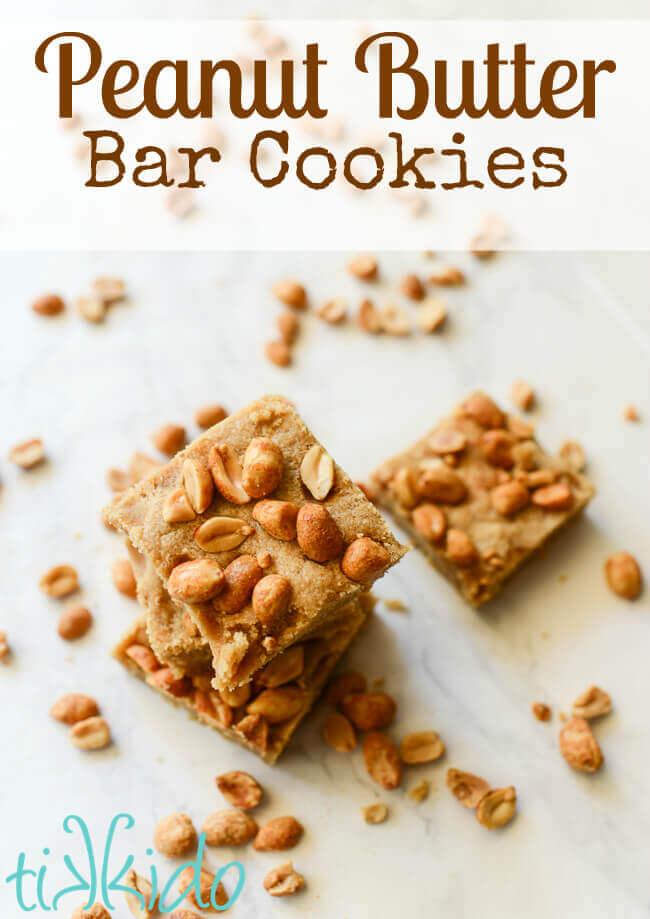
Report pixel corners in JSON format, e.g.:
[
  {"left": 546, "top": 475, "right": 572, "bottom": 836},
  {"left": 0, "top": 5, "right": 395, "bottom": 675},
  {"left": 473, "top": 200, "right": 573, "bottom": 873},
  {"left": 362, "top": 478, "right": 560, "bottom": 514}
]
[{"left": 107, "top": 395, "right": 406, "bottom": 764}]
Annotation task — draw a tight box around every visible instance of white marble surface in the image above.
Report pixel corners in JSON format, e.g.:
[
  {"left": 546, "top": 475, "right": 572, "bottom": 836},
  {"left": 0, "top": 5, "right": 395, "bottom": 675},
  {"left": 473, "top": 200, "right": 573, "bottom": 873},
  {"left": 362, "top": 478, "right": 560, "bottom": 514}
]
[{"left": 1, "top": 251, "right": 649, "bottom": 918}]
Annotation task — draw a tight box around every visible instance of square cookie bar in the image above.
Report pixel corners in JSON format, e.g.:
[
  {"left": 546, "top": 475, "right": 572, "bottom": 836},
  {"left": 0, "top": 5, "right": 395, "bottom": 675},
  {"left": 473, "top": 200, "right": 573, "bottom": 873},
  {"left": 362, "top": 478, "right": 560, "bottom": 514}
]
[
  {"left": 114, "top": 596, "right": 370, "bottom": 764},
  {"left": 105, "top": 395, "right": 405, "bottom": 690},
  {"left": 371, "top": 391, "right": 594, "bottom": 606}
]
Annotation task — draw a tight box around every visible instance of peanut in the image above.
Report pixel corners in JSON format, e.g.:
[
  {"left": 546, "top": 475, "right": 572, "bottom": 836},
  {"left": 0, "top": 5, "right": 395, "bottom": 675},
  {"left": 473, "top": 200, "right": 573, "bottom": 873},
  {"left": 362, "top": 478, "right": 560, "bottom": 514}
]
[
  {"left": 9, "top": 437, "right": 45, "bottom": 469},
  {"left": 177, "top": 866, "right": 227, "bottom": 910},
  {"left": 362, "top": 803, "right": 388, "bottom": 824},
  {"left": 400, "top": 730, "right": 445, "bottom": 764},
  {"left": 340, "top": 692, "right": 396, "bottom": 730},
  {"left": 341, "top": 537, "right": 390, "bottom": 584},
  {"left": 112, "top": 559, "right": 137, "bottom": 598},
  {"left": 70, "top": 905, "right": 112, "bottom": 919},
  {"left": 247, "top": 686, "right": 304, "bottom": 723},
  {"left": 461, "top": 392, "right": 504, "bottom": 428},
  {"left": 363, "top": 731, "right": 402, "bottom": 790},
  {"left": 241, "top": 438, "right": 284, "bottom": 498},
  {"left": 124, "top": 868, "right": 156, "bottom": 919},
  {"left": 429, "top": 265, "right": 465, "bottom": 286},
  {"left": 532, "top": 702, "right": 551, "bottom": 722},
  {"left": 253, "top": 499, "right": 299, "bottom": 541},
  {"left": 57, "top": 605, "right": 92, "bottom": 641},
  {"left": 167, "top": 559, "right": 224, "bottom": 603},
  {"left": 265, "top": 339, "right": 292, "bottom": 367},
  {"left": 510, "top": 380, "right": 535, "bottom": 411},
  {"left": 475, "top": 787, "right": 517, "bottom": 829},
  {"left": 251, "top": 574, "right": 292, "bottom": 627},
  {"left": 194, "top": 516, "right": 253, "bottom": 552},
  {"left": 39, "top": 564, "right": 79, "bottom": 598},
  {"left": 572, "top": 686, "right": 612, "bottom": 720},
  {"left": 417, "top": 464, "right": 467, "bottom": 504},
  {"left": 149, "top": 668, "right": 193, "bottom": 698},
  {"left": 412, "top": 503, "right": 447, "bottom": 543},
  {"left": 429, "top": 428, "right": 467, "bottom": 455},
  {"left": 317, "top": 298, "right": 347, "bottom": 323},
  {"left": 153, "top": 813, "right": 197, "bottom": 857},
  {"left": 125, "top": 644, "right": 160, "bottom": 673},
  {"left": 446, "top": 529, "right": 479, "bottom": 566},
  {"left": 277, "top": 309, "right": 300, "bottom": 343},
  {"left": 348, "top": 254, "right": 378, "bottom": 280},
  {"left": 604, "top": 551, "right": 642, "bottom": 599},
  {"left": 151, "top": 423, "right": 186, "bottom": 456},
  {"left": 559, "top": 716, "right": 603, "bottom": 773},
  {"left": 445, "top": 768, "right": 490, "bottom": 808},
  {"left": 50, "top": 693, "right": 99, "bottom": 725},
  {"left": 263, "top": 861, "right": 305, "bottom": 897},
  {"left": 491, "top": 480, "right": 530, "bottom": 516},
  {"left": 417, "top": 297, "right": 447, "bottom": 333},
  {"left": 272, "top": 279, "right": 307, "bottom": 309},
  {"left": 357, "top": 298, "right": 382, "bottom": 333},
  {"left": 183, "top": 458, "right": 214, "bottom": 513},
  {"left": 216, "top": 770, "right": 263, "bottom": 809},
  {"left": 322, "top": 712, "right": 357, "bottom": 752},
  {"left": 69, "top": 716, "right": 111, "bottom": 751},
  {"left": 296, "top": 503, "right": 344, "bottom": 562},
  {"left": 480, "top": 429, "right": 515, "bottom": 468},
  {"left": 390, "top": 466, "right": 419, "bottom": 509},
  {"left": 300, "top": 444, "right": 335, "bottom": 500},
  {"left": 162, "top": 488, "right": 196, "bottom": 523},
  {"left": 401, "top": 273, "right": 424, "bottom": 300},
  {"left": 259, "top": 645, "right": 304, "bottom": 687},
  {"left": 208, "top": 443, "right": 250, "bottom": 504},
  {"left": 213, "top": 555, "right": 262, "bottom": 613},
  {"left": 531, "top": 482, "right": 573, "bottom": 511},
  {"left": 194, "top": 403, "right": 228, "bottom": 428},
  {"left": 32, "top": 293, "right": 64, "bottom": 316},
  {"left": 254, "top": 816, "right": 304, "bottom": 851},
  {"left": 202, "top": 809, "right": 258, "bottom": 847}
]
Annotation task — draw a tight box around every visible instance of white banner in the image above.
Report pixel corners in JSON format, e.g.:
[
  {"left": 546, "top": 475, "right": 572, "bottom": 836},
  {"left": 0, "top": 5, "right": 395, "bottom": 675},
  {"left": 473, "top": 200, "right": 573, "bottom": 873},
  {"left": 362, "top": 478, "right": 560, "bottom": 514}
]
[{"left": 1, "top": 19, "right": 649, "bottom": 249}]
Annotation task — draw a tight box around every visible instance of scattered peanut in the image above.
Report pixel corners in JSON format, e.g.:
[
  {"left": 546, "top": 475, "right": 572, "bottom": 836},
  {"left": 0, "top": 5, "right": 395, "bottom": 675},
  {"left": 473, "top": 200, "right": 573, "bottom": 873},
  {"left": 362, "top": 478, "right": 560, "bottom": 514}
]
[
  {"left": 69, "top": 716, "right": 111, "bottom": 751},
  {"left": 76, "top": 296, "right": 106, "bottom": 323},
  {"left": 531, "top": 702, "right": 551, "bottom": 722},
  {"left": 124, "top": 868, "right": 156, "bottom": 919},
  {"left": 510, "top": 380, "right": 535, "bottom": 411},
  {"left": 214, "top": 555, "right": 262, "bottom": 613},
  {"left": 9, "top": 438, "right": 45, "bottom": 469},
  {"left": 194, "top": 403, "right": 228, "bottom": 429},
  {"left": 265, "top": 339, "right": 292, "bottom": 367},
  {"left": 39, "top": 565, "right": 79, "bottom": 598},
  {"left": 417, "top": 297, "right": 447, "bottom": 333},
  {"left": 272, "top": 279, "right": 307, "bottom": 309},
  {"left": 357, "top": 298, "right": 382, "bottom": 332},
  {"left": 322, "top": 712, "right": 357, "bottom": 752},
  {"left": 400, "top": 730, "right": 445, "bottom": 765},
  {"left": 32, "top": 293, "right": 65, "bottom": 316},
  {"left": 362, "top": 803, "right": 388, "bottom": 824},
  {"left": 0, "top": 630, "right": 8, "bottom": 661},
  {"left": 277, "top": 310, "right": 300, "bottom": 344},
  {"left": 112, "top": 559, "right": 137, "bottom": 598},
  {"left": 408, "top": 780, "right": 430, "bottom": 803},
  {"left": 151, "top": 423, "right": 186, "bottom": 456},
  {"left": 202, "top": 809, "right": 258, "bottom": 847},
  {"left": 326, "top": 671, "right": 367, "bottom": 706},
  {"left": 572, "top": 686, "right": 612, "bottom": 720},
  {"left": 340, "top": 692, "right": 396, "bottom": 731},
  {"left": 559, "top": 716, "right": 603, "bottom": 773},
  {"left": 348, "top": 254, "right": 378, "bottom": 281},
  {"left": 363, "top": 731, "right": 402, "bottom": 790},
  {"left": 401, "top": 273, "right": 424, "bottom": 301},
  {"left": 216, "top": 771, "right": 263, "bottom": 810},
  {"left": 429, "top": 266, "right": 465, "bottom": 286},
  {"left": 263, "top": 861, "right": 305, "bottom": 897},
  {"left": 254, "top": 816, "right": 304, "bottom": 851},
  {"left": 604, "top": 551, "right": 642, "bottom": 599},
  {"left": 51, "top": 693, "right": 99, "bottom": 725},
  {"left": 153, "top": 813, "right": 197, "bottom": 857},
  {"left": 445, "top": 769, "right": 490, "bottom": 808},
  {"left": 58, "top": 605, "right": 93, "bottom": 640},
  {"left": 475, "top": 786, "right": 517, "bottom": 829}
]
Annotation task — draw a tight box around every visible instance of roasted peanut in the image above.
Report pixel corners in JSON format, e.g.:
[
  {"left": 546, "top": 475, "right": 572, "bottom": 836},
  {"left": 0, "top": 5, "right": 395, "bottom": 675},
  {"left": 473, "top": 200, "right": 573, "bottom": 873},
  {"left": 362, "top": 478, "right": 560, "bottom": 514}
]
[
  {"left": 296, "top": 503, "right": 344, "bottom": 562},
  {"left": 341, "top": 537, "right": 390, "bottom": 584},
  {"left": 241, "top": 438, "right": 284, "bottom": 498},
  {"left": 253, "top": 500, "right": 299, "bottom": 541}
]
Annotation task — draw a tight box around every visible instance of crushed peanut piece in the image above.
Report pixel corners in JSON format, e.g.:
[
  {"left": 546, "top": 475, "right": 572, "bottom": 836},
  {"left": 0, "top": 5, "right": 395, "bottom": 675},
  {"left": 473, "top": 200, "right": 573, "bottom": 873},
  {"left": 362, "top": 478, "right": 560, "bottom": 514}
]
[
  {"left": 417, "top": 297, "right": 447, "bottom": 333},
  {"left": 572, "top": 685, "right": 612, "bottom": 720},
  {"left": 383, "top": 598, "right": 406, "bottom": 612},
  {"left": 263, "top": 861, "right": 305, "bottom": 897},
  {"left": 446, "top": 768, "right": 490, "bottom": 808},
  {"left": 531, "top": 701, "right": 551, "bottom": 722},
  {"left": 317, "top": 298, "right": 347, "bottom": 323},
  {"left": 475, "top": 786, "right": 517, "bottom": 829},
  {"left": 623, "top": 404, "right": 639, "bottom": 422},
  {"left": 510, "top": 380, "right": 535, "bottom": 411},
  {"left": 362, "top": 803, "right": 388, "bottom": 824},
  {"left": 408, "top": 779, "right": 430, "bottom": 803}
]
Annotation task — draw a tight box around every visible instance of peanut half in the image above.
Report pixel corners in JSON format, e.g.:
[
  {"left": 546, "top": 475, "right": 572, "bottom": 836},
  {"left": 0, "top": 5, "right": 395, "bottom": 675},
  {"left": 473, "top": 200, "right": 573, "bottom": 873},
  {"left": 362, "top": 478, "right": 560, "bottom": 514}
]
[
  {"left": 247, "top": 686, "right": 304, "bottom": 724},
  {"left": 124, "top": 868, "right": 157, "bottom": 919},
  {"left": 475, "top": 786, "right": 517, "bottom": 830},
  {"left": 151, "top": 423, "right": 186, "bottom": 456},
  {"left": 183, "top": 458, "right": 214, "bottom": 513},
  {"left": 322, "top": 712, "right": 357, "bottom": 752},
  {"left": 194, "top": 516, "right": 254, "bottom": 552},
  {"left": 400, "top": 730, "right": 445, "bottom": 765},
  {"left": 216, "top": 770, "right": 263, "bottom": 809},
  {"left": 208, "top": 444, "right": 250, "bottom": 504},
  {"left": 340, "top": 692, "right": 396, "bottom": 731},
  {"left": 9, "top": 437, "right": 45, "bottom": 469},
  {"left": 39, "top": 564, "right": 79, "bottom": 598},
  {"left": 362, "top": 803, "right": 388, "bottom": 824},
  {"left": 263, "top": 862, "right": 305, "bottom": 897},
  {"left": 572, "top": 686, "right": 612, "bottom": 720},
  {"left": 50, "top": 693, "right": 99, "bottom": 725},
  {"left": 363, "top": 731, "right": 402, "bottom": 790},
  {"left": 253, "top": 500, "right": 299, "bottom": 541},
  {"left": 445, "top": 768, "right": 491, "bottom": 808},
  {"left": 112, "top": 559, "right": 137, "bottom": 598},
  {"left": 69, "top": 716, "right": 111, "bottom": 751},
  {"left": 163, "top": 488, "right": 196, "bottom": 523},
  {"left": 559, "top": 716, "right": 603, "bottom": 773},
  {"left": 300, "top": 444, "right": 335, "bottom": 500}
]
